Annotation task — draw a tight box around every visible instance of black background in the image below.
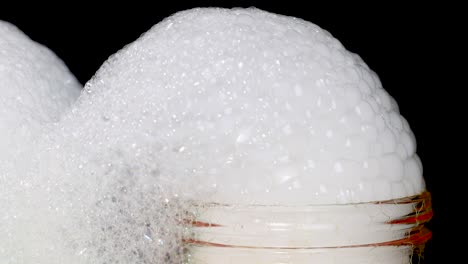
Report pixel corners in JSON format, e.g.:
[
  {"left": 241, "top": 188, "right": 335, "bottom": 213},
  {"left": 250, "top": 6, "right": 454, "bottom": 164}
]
[{"left": 1, "top": 1, "right": 462, "bottom": 263}]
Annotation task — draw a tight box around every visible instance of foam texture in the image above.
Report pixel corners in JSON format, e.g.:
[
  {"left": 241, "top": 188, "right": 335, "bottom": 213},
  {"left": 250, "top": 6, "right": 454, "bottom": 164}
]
[
  {"left": 64, "top": 7, "right": 424, "bottom": 205},
  {"left": 0, "top": 21, "right": 81, "bottom": 158},
  {"left": 0, "top": 7, "right": 427, "bottom": 264},
  {"left": 0, "top": 21, "right": 81, "bottom": 263}
]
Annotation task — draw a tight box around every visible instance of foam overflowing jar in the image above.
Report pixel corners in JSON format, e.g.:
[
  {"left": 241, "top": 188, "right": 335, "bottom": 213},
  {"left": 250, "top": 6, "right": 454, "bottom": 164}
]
[
  {"left": 183, "top": 192, "right": 432, "bottom": 263},
  {"left": 23, "top": 7, "right": 433, "bottom": 263}
]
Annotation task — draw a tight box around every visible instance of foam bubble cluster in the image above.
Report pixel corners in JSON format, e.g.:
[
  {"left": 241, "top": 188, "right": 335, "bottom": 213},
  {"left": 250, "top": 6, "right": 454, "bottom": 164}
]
[
  {"left": 0, "top": 21, "right": 81, "bottom": 158},
  {"left": 0, "top": 21, "right": 81, "bottom": 262},
  {"left": 65, "top": 7, "right": 424, "bottom": 205},
  {"left": 1, "top": 7, "right": 427, "bottom": 263}
]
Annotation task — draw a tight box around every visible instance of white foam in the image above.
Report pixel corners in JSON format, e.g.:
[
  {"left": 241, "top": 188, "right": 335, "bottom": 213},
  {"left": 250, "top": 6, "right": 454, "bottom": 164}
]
[
  {"left": 0, "top": 20, "right": 81, "bottom": 263},
  {"left": 1, "top": 7, "right": 427, "bottom": 263},
  {"left": 62, "top": 7, "right": 424, "bottom": 206},
  {"left": 0, "top": 21, "right": 81, "bottom": 159}
]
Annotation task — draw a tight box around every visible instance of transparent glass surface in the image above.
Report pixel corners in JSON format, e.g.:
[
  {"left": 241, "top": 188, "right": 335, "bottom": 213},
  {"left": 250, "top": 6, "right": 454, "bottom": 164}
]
[{"left": 184, "top": 192, "right": 432, "bottom": 264}]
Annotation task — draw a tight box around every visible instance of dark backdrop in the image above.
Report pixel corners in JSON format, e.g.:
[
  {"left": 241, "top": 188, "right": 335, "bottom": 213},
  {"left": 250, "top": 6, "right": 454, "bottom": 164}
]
[{"left": 1, "top": 2, "right": 462, "bottom": 263}]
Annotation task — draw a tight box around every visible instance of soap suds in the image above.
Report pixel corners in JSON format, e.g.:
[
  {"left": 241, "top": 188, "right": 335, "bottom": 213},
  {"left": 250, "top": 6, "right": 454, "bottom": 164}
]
[
  {"left": 61, "top": 7, "right": 423, "bottom": 205},
  {"left": 0, "top": 21, "right": 81, "bottom": 159},
  {"left": 1, "top": 7, "right": 426, "bottom": 263},
  {"left": 0, "top": 20, "right": 81, "bottom": 263}
]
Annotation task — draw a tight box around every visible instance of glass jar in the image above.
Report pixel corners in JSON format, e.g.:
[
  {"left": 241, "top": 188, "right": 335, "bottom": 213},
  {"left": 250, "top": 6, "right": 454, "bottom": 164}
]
[{"left": 183, "top": 192, "right": 432, "bottom": 264}]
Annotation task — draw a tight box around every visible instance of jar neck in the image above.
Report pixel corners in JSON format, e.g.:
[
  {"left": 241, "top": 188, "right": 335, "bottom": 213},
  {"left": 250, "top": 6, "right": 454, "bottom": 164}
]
[{"left": 184, "top": 192, "right": 432, "bottom": 263}]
